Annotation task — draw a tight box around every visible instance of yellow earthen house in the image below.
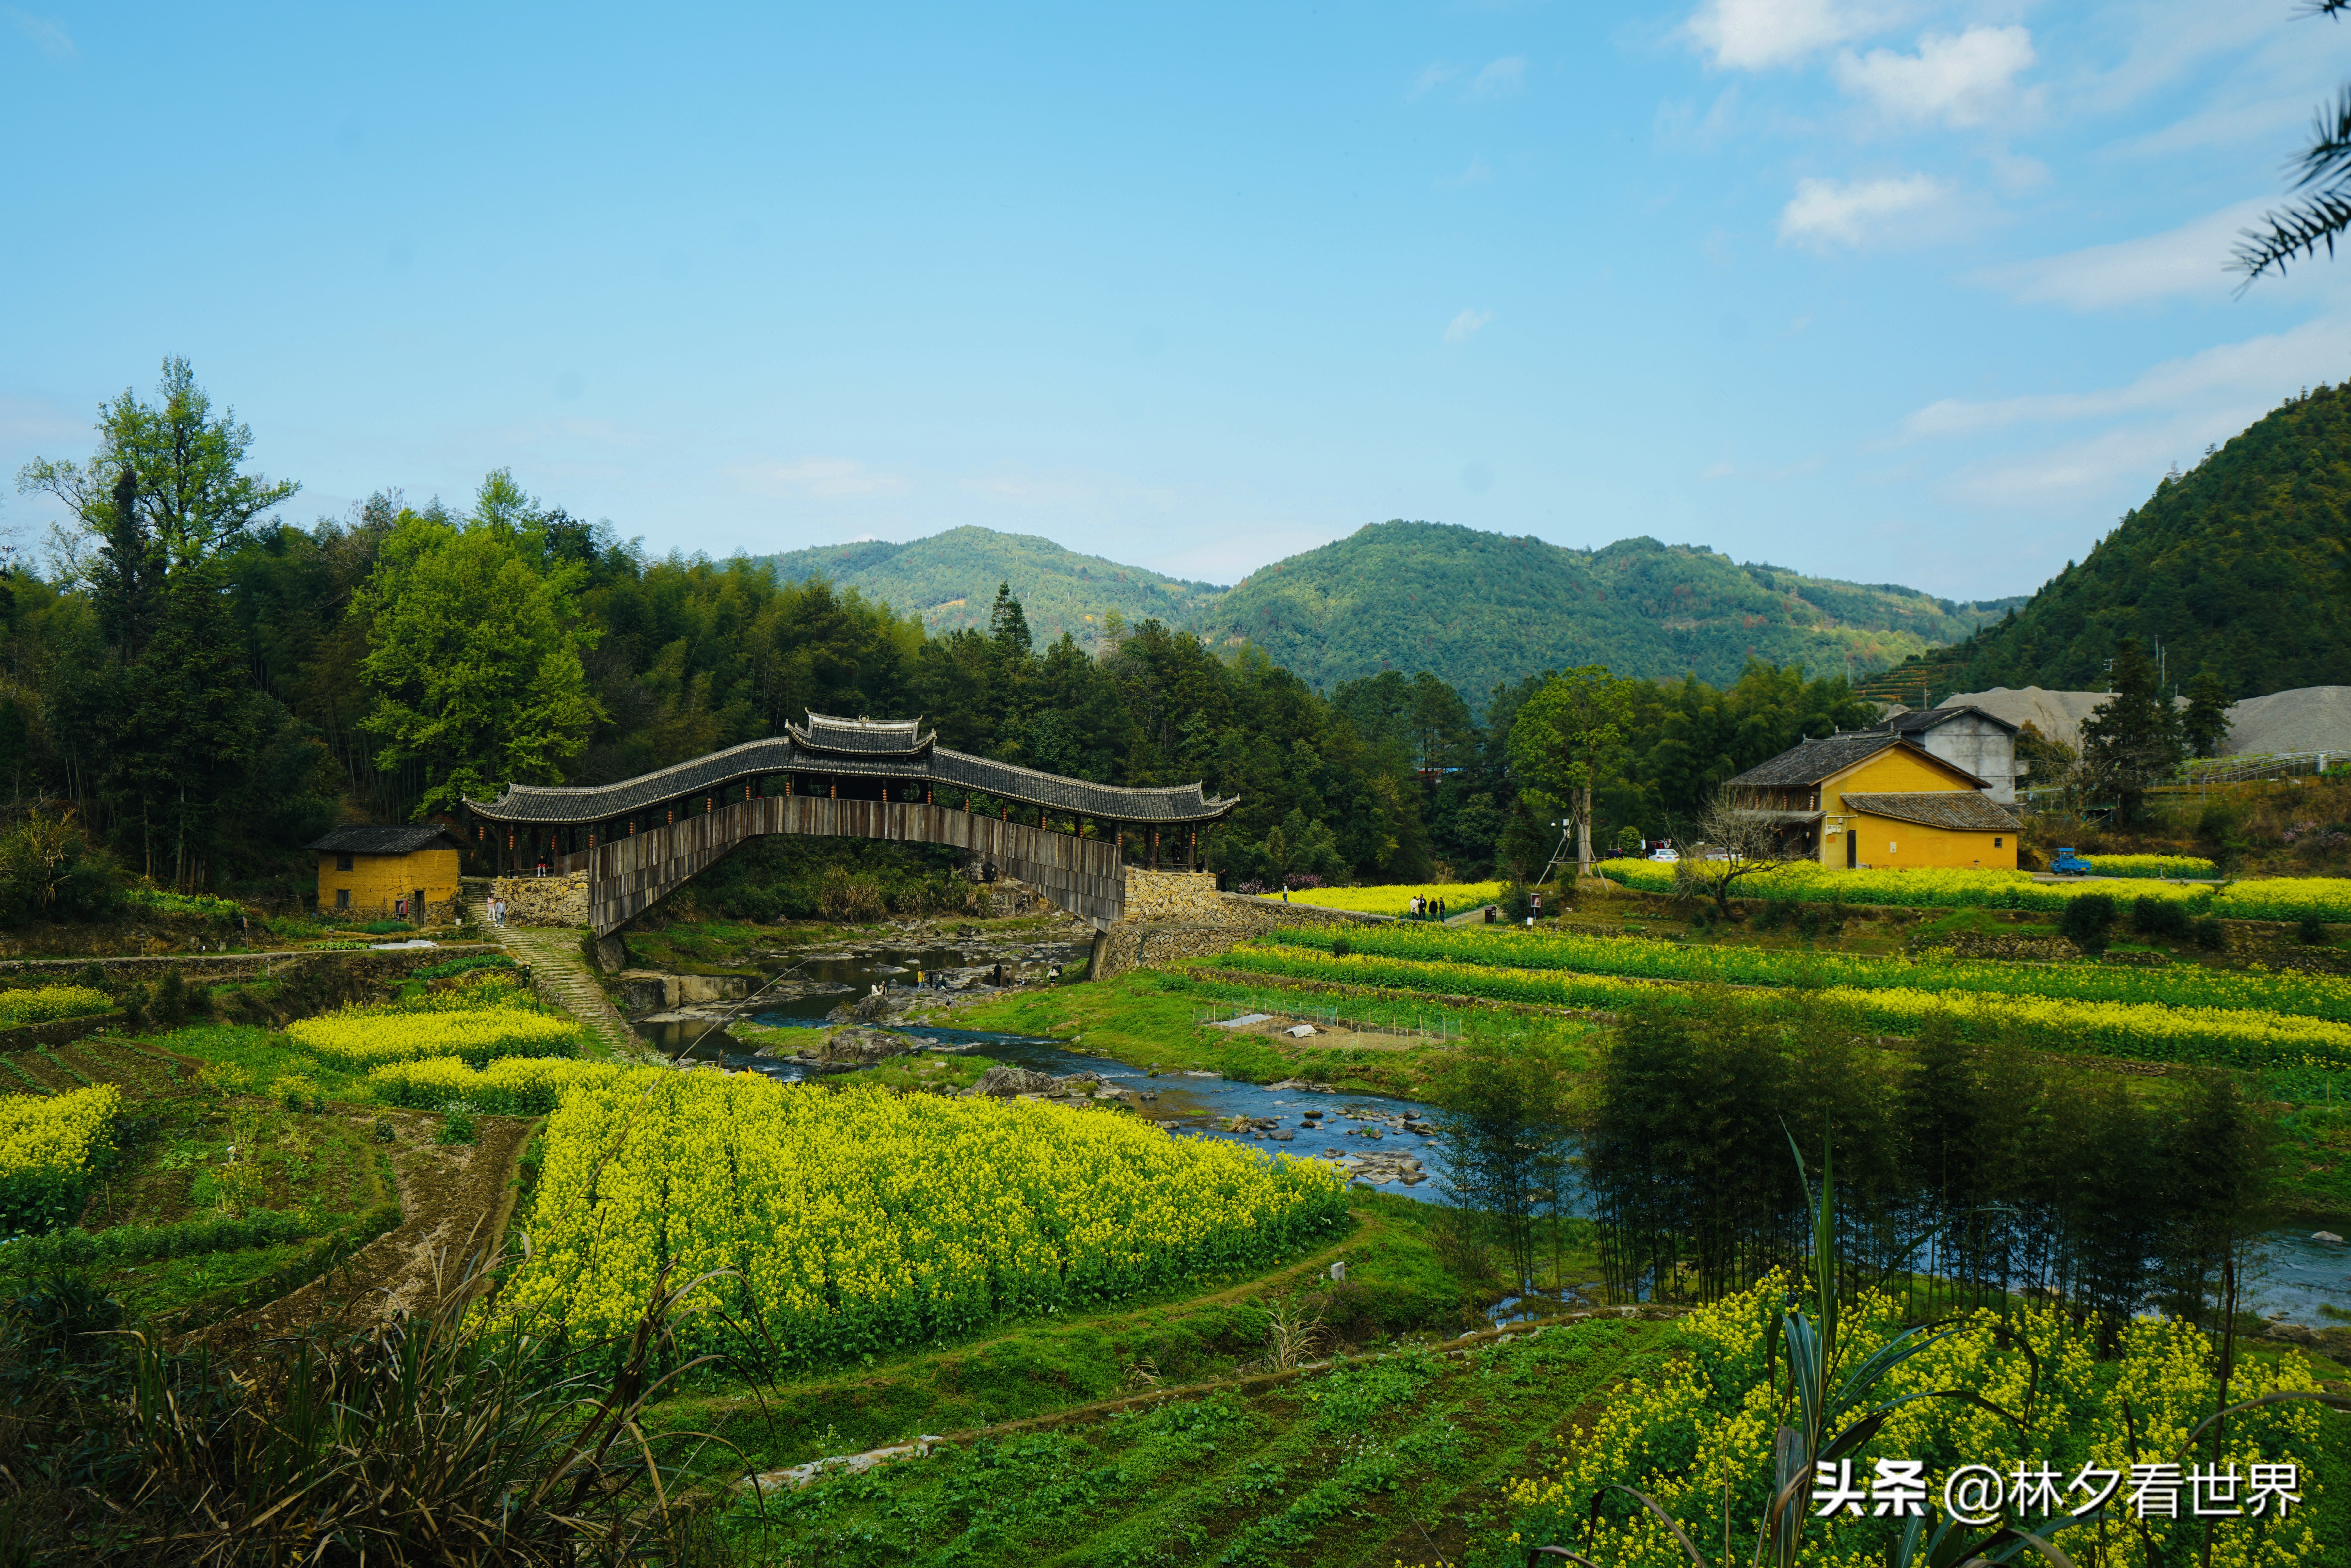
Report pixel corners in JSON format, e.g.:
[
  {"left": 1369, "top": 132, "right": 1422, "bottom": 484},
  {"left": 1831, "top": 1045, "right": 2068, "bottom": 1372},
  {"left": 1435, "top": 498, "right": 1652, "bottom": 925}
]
[
  {"left": 1724, "top": 732, "right": 2021, "bottom": 872},
  {"left": 305, "top": 825, "right": 464, "bottom": 921}
]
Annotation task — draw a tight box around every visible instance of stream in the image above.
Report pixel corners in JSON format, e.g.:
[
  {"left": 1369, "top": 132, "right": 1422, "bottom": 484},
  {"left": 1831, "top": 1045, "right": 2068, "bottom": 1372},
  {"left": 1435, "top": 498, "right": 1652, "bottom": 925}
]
[{"left": 653, "top": 947, "right": 2351, "bottom": 1328}]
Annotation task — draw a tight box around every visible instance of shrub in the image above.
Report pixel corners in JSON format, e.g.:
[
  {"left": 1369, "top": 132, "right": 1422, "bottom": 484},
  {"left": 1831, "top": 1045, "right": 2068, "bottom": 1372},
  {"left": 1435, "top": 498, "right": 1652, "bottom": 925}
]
[
  {"left": 2196, "top": 915, "right": 2229, "bottom": 951},
  {"left": 152, "top": 967, "right": 191, "bottom": 1029},
  {"left": 818, "top": 867, "right": 887, "bottom": 923},
  {"left": 2299, "top": 915, "right": 2330, "bottom": 945},
  {"left": 0, "top": 811, "right": 123, "bottom": 924},
  {"left": 436, "top": 1108, "right": 478, "bottom": 1146},
  {"left": 272, "top": 1073, "right": 324, "bottom": 1114},
  {"left": 357, "top": 919, "right": 415, "bottom": 936},
  {"left": 196, "top": 1062, "right": 254, "bottom": 1100},
  {"left": 1330, "top": 937, "right": 1352, "bottom": 959},
  {"left": 2058, "top": 893, "right": 2116, "bottom": 954},
  {"left": 124, "top": 887, "right": 243, "bottom": 919},
  {"left": 2133, "top": 895, "right": 2192, "bottom": 938}
]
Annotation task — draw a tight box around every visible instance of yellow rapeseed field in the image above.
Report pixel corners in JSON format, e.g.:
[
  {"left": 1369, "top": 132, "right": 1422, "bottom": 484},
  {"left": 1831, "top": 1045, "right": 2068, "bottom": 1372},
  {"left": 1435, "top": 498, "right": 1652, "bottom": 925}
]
[
  {"left": 287, "top": 1002, "right": 583, "bottom": 1067},
  {"left": 0, "top": 1082, "right": 119, "bottom": 1234},
  {"left": 1255, "top": 881, "right": 1505, "bottom": 916},
  {"left": 1502, "top": 1273, "right": 2327, "bottom": 1567},
  {"left": 504, "top": 1070, "right": 1347, "bottom": 1363},
  {"left": 368, "top": 1055, "right": 626, "bottom": 1115},
  {"left": 0, "top": 985, "right": 112, "bottom": 1028}
]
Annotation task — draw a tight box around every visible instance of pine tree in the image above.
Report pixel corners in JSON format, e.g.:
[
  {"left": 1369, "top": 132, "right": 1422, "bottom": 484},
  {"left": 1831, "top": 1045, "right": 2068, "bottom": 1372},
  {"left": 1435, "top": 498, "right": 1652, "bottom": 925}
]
[
  {"left": 2078, "top": 637, "right": 2182, "bottom": 825},
  {"left": 2181, "top": 666, "right": 2232, "bottom": 758}
]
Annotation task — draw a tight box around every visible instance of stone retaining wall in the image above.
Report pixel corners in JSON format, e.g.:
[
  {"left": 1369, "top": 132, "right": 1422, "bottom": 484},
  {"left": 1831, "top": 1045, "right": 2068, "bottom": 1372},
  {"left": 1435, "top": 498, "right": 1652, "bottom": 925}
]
[
  {"left": 491, "top": 872, "right": 589, "bottom": 927},
  {"left": 1120, "top": 869, "right": 1224, "bottom": 920},
  {"left": 1088, "top": 885, "right": 1385, "bottom": 980}
]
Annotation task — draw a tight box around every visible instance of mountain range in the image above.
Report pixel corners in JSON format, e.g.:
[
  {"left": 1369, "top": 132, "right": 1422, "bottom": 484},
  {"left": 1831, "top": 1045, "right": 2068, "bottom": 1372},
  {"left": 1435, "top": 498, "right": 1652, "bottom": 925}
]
[
  {"left": 759, "top": 521, "right": 2023, "bottom": 702},
  {"left": 757, "top": 529, "right": 1225, "bottom": 648},
  {"left": 1190, "top": 521, "right": 2021, "bottom": 702}
]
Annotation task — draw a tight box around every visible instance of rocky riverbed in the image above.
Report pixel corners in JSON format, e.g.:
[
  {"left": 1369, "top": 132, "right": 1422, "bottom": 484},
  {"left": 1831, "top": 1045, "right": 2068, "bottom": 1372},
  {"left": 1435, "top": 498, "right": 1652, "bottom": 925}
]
[{"left": 620, "top": 925, "right": 1095, "bottom": 1048}]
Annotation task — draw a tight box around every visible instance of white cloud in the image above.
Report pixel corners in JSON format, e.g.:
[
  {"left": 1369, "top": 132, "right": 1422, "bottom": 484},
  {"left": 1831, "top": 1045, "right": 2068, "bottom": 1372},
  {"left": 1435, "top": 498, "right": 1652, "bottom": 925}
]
[
  {"left": 728, "top": 458, "right": 906, "bottom": 499},
  {"left": 1411, "top": 56, "right": 1525, "bottom": 102},
  {"left": 5, "top": 8, "right": 74, "bottom": 58},
  {"left": 1686, "top": 0, "right": 1871, "bottom": 70},
  {"left": 1777, "top": 173, "right": 1948, "bottom": 249},
  {"left": 1945, "top": 409, "right": 2262, "bottom": 506},
  {"left": 1444, "top": 308, "right": 1494, "bottom": 344},
  {"left": 1469, "top": 56, "right": 1526, "bottom": 99},
  {"left": 1834, "top": 27, "right": 2036, "bottom": 128},
  {"left": 1408, "top": 62, "right": 1457, "bottom": 99},
  {"left": 1905, "top": 315, "right": 2351, "bottom": 438},
  {"left": 1978, "top": 199, "right": 2274, "bottom": 309}
]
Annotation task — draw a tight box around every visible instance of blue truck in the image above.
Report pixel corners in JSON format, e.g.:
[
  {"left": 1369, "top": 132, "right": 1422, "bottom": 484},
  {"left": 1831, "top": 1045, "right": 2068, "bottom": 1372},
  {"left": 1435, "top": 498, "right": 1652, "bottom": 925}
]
[{"left": 2051, "top": 847, "right": 2094, "bottom": 876}]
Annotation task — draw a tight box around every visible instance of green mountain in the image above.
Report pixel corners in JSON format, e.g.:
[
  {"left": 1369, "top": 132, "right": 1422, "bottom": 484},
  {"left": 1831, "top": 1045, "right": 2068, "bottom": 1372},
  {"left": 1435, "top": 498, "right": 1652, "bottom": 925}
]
[
  {"left": 1934, "top": 384, "right": 2351, "bottom": 699},
  {"left": 755, "top": 527, "right": 1227, "bottom": 647},
  {"left": 1189, "top": 521, "right": 2022, "bottom": 702}
]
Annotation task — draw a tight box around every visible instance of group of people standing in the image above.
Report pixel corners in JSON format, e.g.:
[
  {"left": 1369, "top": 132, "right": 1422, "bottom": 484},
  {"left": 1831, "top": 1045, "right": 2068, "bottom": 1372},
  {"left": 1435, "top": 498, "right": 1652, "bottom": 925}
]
[{"left": 1408, "top": 894, "right": 1449, "bottom": 922}]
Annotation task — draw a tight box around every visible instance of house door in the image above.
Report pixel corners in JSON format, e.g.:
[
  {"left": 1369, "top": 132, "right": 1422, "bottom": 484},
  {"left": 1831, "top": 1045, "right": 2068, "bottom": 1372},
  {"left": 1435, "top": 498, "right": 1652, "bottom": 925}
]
[{"left": 1846, "top": 830, "right": 1857, "bottom": 869}]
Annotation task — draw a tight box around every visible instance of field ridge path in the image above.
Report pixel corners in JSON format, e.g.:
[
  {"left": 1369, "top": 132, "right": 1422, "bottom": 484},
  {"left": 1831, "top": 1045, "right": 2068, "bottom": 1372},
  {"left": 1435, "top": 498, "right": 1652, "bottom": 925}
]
[{"left": 466, "top": 896, "right": 649, "bottom": 1061}]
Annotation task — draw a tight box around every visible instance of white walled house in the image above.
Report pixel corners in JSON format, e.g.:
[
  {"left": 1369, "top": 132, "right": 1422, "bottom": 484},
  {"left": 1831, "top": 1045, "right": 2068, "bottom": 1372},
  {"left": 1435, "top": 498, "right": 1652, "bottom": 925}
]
[{"left": 1866, "top": 706, "right": 2024, "bottom": 805}]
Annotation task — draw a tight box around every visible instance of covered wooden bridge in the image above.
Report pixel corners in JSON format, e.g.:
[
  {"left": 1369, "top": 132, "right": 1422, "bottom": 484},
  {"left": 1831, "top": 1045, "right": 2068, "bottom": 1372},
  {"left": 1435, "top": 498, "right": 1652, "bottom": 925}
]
[{"left": 464, "top": 713, "right": 1239, "bottom": 934}]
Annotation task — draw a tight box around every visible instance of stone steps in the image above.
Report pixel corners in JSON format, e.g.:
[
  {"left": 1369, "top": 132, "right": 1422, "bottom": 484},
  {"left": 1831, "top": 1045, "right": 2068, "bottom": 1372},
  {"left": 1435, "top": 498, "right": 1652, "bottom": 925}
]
[{"left": 466, "top": 899, "right": 649, "bottom": 1061}]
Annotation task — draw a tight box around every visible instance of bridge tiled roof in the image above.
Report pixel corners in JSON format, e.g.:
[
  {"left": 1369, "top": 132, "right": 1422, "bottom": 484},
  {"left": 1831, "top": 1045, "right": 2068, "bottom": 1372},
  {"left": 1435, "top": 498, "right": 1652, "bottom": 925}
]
[{"left": 465, "top": 728, "right": 1237, "bottom": 825}]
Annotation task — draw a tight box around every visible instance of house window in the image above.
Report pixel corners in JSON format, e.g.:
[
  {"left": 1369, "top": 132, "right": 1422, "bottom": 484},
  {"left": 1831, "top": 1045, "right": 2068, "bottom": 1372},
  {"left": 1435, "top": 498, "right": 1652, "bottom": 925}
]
[
  {"left": 335, "top": 889, "right": 350, "bottom": 909},
  {"left": 1994, "top": 836, "right": 2003, "bottom": 847},
  {"left": 336, "top": 853, "right": 355, "bottom": 871},
  {"left": 1888, "top": 841, "right": 1898, "bottom": 854}
]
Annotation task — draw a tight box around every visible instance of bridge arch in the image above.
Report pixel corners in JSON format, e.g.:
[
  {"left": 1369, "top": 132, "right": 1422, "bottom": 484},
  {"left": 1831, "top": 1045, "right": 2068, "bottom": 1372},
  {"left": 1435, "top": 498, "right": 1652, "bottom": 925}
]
[{"left": 465, "top": 713, "right": 1239, "bottom": 934}]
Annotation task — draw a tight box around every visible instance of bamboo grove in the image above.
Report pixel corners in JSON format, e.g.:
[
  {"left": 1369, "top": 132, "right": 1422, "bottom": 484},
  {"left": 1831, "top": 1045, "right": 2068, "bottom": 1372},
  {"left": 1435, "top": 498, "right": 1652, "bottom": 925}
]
[{"left": 1586, "top": 994, "right": 2271, "bottom": 1349}]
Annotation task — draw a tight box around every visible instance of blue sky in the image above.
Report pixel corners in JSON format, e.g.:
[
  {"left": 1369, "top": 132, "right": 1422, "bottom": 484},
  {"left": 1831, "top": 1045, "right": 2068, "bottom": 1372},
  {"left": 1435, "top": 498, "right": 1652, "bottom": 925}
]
[{"left": 4, "top": 2, "right": 2346, "bottom": 603}]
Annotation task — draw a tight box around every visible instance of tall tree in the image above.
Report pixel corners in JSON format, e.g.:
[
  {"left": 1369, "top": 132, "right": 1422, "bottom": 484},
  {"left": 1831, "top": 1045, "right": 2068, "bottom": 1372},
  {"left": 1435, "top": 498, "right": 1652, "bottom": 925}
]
[
  {"left": 353, "top": 500, "right": 604, "bottom": 815},
  {"left": 2181, "top": 666, "right": 2232, "bottom": 759},
  {"left": 2078, "top": 637, "right": 2182, "bottom": 826},
  {"left": 1508, "top": 665, "right": 1632, "bottom": 880},
  {"left": 18, "top": 356, "right": 298, "bottom": 574}
]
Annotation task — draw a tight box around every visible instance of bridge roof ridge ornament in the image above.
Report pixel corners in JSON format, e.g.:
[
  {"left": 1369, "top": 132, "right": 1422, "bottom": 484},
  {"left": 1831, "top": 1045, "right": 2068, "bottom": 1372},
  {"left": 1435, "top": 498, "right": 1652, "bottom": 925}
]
[
  {"left": 464, "top": 712, "right": 1239, "bottom": 826},
  {"left": 789, "top": 712, "right": 936, "bottom": 757}
]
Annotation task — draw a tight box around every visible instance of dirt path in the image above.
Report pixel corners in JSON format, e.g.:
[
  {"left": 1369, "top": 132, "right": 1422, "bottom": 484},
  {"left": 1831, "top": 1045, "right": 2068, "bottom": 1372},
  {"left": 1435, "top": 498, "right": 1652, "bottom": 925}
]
[{"left": 189, "top": 1110, "right": 535, "bottom": 1354}]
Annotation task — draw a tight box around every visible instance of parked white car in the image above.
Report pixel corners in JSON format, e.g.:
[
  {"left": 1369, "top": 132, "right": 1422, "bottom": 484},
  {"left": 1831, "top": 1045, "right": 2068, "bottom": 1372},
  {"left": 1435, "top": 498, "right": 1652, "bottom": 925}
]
[{"left": 1646, "top": 847, "right": 1680, "bottom": 862}]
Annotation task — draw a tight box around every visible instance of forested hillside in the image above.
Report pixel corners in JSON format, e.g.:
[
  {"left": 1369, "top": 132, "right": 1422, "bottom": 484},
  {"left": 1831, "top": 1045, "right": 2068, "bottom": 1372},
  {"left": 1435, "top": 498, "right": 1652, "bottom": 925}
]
[
  {"left": 1189, "top": 521, "right": 2020, "bottom": 702},
  {"left": 1, "top": 362, "right": 1897, "bottom": 907},
  {"left": 757, "top": 527, "right": 1224, "bottom": 647},
  {"left": 1935, "top": 382, "right": 2351, "bottom": 699}
]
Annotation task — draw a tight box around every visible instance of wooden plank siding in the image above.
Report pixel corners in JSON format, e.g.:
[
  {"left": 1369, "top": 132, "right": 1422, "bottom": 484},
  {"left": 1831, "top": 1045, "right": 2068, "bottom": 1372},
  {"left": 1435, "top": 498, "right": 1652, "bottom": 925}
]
[{"left": 583, "top": 795, "right": 1128, "bottom": 935}]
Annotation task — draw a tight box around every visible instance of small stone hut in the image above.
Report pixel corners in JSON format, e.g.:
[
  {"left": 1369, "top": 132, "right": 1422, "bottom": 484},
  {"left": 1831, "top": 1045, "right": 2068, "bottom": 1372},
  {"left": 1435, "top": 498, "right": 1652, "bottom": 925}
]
[{"left": 306, "top": 825, "right": 463, "bottom": 922}]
